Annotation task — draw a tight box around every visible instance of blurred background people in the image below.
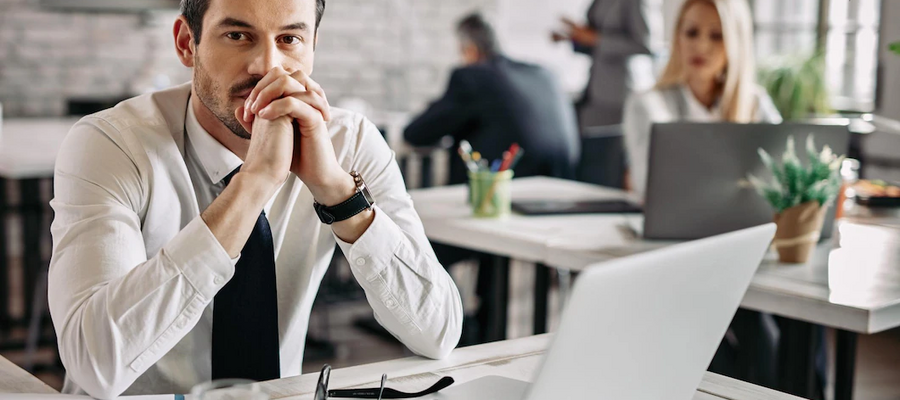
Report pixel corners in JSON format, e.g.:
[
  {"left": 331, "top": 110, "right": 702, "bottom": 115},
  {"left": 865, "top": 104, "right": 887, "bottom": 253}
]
[
  {"left": 404, "top": 13, "right": 580, "bottom": 343},
  {"left": 405, "top": 13, "right": 580, "bottom": 186},
  {"left": 622, "top": 0, "right": 782, "bottom": 200},
  {"left": 552, "top": 0, "right": 655, "bottom": 128}
]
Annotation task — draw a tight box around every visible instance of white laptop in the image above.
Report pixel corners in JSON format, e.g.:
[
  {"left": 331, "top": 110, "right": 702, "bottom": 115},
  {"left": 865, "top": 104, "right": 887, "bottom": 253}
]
[{"left": 436, "top": 223, "right": 776, "bottom": 400}]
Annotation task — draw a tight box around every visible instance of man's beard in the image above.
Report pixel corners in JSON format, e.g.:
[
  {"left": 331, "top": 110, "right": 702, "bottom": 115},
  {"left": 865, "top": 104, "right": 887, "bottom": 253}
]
[{"left": 193, "top": 55, "right": 258, "bottom": 140}]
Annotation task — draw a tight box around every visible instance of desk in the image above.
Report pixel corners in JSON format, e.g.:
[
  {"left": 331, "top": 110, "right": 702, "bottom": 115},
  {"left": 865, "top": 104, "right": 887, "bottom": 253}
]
[
  {"left": 409, "top": 177, "right": 900, "bottom": 400},
  {"left": 411, "top": 177, "right": 640, "bottom": 264},
  {"left": 258, "top": 334, "right": 802, "bottom": 400},
  {"left": 0, "top": 354, "right": 57, "bottom": 394},
  {"left": 0, "top": 336, "right": 800, "bottom": 399},
  {"left": 410, "top": 177, "right": 646, "bottom": 339}
]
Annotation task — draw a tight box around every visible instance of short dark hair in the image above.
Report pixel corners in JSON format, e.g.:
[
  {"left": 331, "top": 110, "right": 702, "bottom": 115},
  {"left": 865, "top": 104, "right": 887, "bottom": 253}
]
[
  {"left": 457, "top": 13, "right": 500, "bottom": 58},
  {"left": 181, "top": 0, "right": 326, "bottom": 44}
]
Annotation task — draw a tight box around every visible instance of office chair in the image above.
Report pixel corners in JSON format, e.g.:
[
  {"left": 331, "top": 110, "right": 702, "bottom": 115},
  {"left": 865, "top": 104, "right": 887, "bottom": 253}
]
[{"left": 576, "top": 125, "right": 627, "bottom": 189}]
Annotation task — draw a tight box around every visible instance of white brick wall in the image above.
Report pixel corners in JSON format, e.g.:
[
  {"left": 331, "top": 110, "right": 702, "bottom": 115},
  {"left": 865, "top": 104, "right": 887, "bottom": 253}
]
[
  {"left": 315, "top": 0, "right": 497, "bottom": 113},
  {"left": 0, "top": 0, "right": 497, "bottom": 117}
]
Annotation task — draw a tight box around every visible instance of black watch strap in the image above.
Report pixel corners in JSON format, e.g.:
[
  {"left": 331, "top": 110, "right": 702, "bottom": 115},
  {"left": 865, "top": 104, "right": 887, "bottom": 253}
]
[{"left": 314, "top": 171, "right": 375, "bottom": 225}]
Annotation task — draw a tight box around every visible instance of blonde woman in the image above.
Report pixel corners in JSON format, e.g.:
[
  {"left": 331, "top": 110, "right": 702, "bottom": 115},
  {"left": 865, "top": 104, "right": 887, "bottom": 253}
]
[
  {"left": 623, "top": 0, "right": 788, "bottom": 388},
  {"left": 622, "top": 0, "right": 781, "bottom": 199}
]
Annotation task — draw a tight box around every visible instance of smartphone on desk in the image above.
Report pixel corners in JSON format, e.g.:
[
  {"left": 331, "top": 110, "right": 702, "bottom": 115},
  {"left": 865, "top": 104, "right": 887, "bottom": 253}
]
[{"left": 511, "top": 200, "right": 642, "bottom": 215}]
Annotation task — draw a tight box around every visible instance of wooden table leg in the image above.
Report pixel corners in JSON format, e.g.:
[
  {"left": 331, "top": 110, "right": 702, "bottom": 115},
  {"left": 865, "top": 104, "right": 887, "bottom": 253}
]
[
  {"left": 533, "top": 263, "right": 551, "bottom": 335},
  {"left": 834, "top": 329, "right": 858, "bottom": 400}
]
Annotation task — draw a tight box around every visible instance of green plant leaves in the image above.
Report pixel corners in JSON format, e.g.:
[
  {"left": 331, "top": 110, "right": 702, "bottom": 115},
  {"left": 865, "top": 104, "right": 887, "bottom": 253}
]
[
  {"left": 758, "top": 53, "right": 832, "bottom": 120},
  {"left": 748, "top": 135, "right": 845, "bottom": 213},
  {"left": 890, "top": 41, "right": 900, "bottom": 56}
]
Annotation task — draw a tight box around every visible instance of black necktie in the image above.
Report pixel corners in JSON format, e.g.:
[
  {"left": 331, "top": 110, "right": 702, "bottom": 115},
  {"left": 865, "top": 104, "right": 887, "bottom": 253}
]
[{"left": 211, "top": 167, "right": 281, "bottom": 381}]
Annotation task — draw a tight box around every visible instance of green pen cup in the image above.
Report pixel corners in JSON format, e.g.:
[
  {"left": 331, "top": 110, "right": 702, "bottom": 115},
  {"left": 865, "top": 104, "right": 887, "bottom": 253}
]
[{"left": 468, "top": 170, "right": 514, "bottom": 218}]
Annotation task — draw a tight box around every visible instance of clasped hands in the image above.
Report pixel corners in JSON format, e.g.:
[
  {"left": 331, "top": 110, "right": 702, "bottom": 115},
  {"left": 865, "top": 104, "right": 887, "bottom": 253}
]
[{"left": 234, "top": 67, "right": 355, "bottom": 206}]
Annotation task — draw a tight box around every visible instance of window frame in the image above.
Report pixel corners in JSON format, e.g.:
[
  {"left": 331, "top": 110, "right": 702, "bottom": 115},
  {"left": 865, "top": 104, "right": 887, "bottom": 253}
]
[{"left": 751, "top": 0, "right": 883, "bottom": 113}]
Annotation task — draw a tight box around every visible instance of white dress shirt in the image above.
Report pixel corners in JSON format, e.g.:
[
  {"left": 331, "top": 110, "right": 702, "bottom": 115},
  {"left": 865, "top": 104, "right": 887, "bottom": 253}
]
[
  {"left": 48, "top": 83, "right": 463, "bottom": 399},
  {"left": 622, "top": 84, "right": 783, "bottom": 199}
]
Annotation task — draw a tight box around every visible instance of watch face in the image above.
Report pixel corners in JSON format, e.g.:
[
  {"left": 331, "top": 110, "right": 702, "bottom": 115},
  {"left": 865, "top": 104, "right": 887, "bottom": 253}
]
[
  {"left": 353, "top": 171, "right": 375, "bottom": 206},
  {"left": 361, "top": 186, "right": 375, "bottom": 206}
]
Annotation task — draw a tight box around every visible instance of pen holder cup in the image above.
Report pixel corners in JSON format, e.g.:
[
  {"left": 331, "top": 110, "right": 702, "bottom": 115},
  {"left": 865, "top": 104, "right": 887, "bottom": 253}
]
[{"left": 468, "top": 170, "right": 514, "bottom": 218}]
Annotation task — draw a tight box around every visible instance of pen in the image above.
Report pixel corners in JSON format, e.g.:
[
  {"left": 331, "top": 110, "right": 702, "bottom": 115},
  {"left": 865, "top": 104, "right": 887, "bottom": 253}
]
[
  {"left": 377, "top": 373, "right": 387, "bottom": 400},
  {"left": 508, "top": 148, "right": 525, "bottom": 171},
  {"left": 499, "top": 143, "right": 519, "bottom": 172},
  {"left": 498, "top": 151, "right": 512, "bottom": 171},
  {"left": 458, "top": 147, "right": 478, "bottom": 172},
  {"left": 507, "top": 143, "right": 520, "bottom": 157},
  {"left": 459, "top": 140, "right": 474, "bottom": 157},
  {"left": 472, "top": 152, "right": 490, "bottom": 171},
  {"left": 490, "top": 159, "right": 501, "bottom": 172}
]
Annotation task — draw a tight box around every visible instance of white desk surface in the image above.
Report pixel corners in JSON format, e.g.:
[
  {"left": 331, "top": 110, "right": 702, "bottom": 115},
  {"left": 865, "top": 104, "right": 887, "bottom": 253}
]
[
  {"left": 259, "top": 334, "right": 802, "bottom": 400},
  {"left": 411, "top": 177, "right": 643, "bottom": 263},
  {"left": 0, "top": 118, "right": 78, "bottom": 179},
  {"left": 0, "top": 355, "right": 57, "bottom": 394},
  {"left": 742, "top": 222, "right": 900, "bottom": 334},
  {"left": 0, "top": 336, "right": 798, "bottom": 399},
  {"left": 409, "top": 176, "right": 900, "bottom": 335}
]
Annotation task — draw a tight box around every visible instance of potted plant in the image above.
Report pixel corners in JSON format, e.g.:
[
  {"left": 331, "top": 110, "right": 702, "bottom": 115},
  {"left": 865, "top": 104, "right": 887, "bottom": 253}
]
[
  {"left": 749, "top": 136, "right": 845, "bottom": 263},
  {"left": 758, "top": 52, "right": 832, "bottom": 120}
]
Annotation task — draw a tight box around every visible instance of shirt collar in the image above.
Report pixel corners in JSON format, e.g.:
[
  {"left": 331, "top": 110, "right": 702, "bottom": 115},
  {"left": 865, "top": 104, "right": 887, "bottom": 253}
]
[
  {"left": 679, "top": 84, "right": 721, "bottom": 121},
  {"left": 185, "top": 96, "right": 244, "bottom": 185}
]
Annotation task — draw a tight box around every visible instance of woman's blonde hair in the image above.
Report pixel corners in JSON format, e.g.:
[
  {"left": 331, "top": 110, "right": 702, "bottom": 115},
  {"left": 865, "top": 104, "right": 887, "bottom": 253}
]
[{"left": 656, "top": 0, "right": 757, "bottom": 122}]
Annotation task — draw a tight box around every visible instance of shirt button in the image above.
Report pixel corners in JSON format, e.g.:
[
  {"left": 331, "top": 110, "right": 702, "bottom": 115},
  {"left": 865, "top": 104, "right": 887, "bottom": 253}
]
[
  {"left": 214, "top": 277, "right": 224, "bottom": 285},
  {"left": 386, "top": 300, "right": 397, "bottom": 308},
  {"left": 355, "top": 258, "right": 366, "bottom": 266}
]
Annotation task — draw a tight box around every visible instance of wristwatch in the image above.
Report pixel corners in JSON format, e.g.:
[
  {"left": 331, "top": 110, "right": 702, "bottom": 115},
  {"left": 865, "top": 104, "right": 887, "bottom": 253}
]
[{"left": 314, "top": 171, "right": 376, "bottom": 225}]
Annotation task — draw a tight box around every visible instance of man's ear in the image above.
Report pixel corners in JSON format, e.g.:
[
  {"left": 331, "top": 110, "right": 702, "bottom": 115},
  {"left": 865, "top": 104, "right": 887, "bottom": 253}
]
[{"left": 174, "top": 16, "right": 196, "bottom": 68}]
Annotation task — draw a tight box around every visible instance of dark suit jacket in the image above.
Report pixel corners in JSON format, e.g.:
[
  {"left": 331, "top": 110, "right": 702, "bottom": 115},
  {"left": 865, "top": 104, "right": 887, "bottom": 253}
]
[{"left": 404, "top": 56, "right": 580, "bottom": 185}]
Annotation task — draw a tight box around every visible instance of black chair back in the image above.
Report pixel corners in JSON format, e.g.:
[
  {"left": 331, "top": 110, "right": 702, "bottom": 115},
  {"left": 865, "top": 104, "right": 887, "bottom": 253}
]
[{"left": 576, "top": 124, "right": 627, "bottom": 189}]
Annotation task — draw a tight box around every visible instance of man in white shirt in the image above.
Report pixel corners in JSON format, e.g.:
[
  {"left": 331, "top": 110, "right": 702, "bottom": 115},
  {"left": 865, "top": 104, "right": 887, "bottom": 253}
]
[{"left": 47, "top": 0, "right": 463, "bottom": 398}]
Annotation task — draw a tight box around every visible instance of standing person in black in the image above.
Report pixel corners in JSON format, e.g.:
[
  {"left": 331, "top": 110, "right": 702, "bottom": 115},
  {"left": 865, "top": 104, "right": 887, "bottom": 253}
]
[
  {"left": 404, "top": 13, "right": 580, "bottom": 344},
  {"left": 551, "top": 0, "right": 655, "bottom": 128},
  {"left": 405, "top": 13, "right": 580, "bottom": 186}
]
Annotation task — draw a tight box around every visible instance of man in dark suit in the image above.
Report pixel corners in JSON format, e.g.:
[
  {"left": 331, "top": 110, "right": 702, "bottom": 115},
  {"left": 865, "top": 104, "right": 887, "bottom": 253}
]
[
  {"left": 405, "top": 13, "right": 580, "bottom": 185},
  {"left": 404, "top": 14, "right": 580, "bottom": 345}
]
